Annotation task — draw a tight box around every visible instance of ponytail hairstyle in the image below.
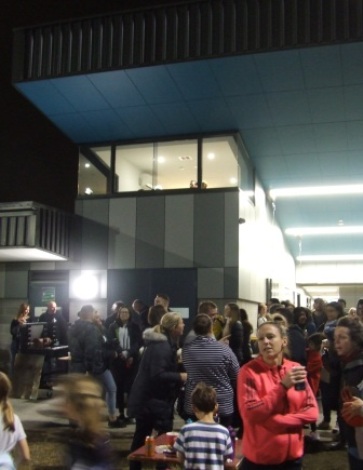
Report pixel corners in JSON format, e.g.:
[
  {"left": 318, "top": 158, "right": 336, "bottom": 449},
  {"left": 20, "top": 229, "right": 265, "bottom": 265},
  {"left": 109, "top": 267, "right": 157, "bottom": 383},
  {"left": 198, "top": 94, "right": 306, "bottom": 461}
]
[{"left": 0, "top": 373, "right": 15, "bottom": 432}]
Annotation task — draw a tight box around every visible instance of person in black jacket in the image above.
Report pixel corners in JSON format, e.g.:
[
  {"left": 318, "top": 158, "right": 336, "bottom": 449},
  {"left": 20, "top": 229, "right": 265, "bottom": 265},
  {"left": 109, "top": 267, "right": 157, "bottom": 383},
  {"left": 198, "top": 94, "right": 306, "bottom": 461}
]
[
  {"left": 128, "top": 312, "right": 187, "bottom": 470},
  {"left": 108, "top": 305, "right": 142, "bottom": 423},
  {"left": 68, "top": 304, "right": 123, "bottom": 428},
  {"left": 222, "top": 302, "right": 244, "bottom": 365}
]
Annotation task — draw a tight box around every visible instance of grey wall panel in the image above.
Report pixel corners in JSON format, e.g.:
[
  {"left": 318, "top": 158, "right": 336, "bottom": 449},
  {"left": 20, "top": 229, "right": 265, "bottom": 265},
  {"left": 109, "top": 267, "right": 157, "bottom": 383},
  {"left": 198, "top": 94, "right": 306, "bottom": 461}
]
[
  {"left": 109, "top": 198, "right": 136, "bottom": 268},
  {"left": 74, "top": 200, "right": 83, "bottom": 217},
  {"left": 197, "top": 267, "right": 224, "bottom": 299},
  {"left": 135, "top": 196, "right": 165, "bottom": 268},
  {"left": 165, "top": 195, "right": 194, "bottom": 268},
  {"left": 194, "top": 193, "right": 224, "bottom": 267},
  {"left": 224, "top": 192, "right": 239, "bottom": 267},
  {"left": 5, "top": 263, "right": 29, "bottom": 298},
  {"left": 81, "top": 200, "right": 109, "bottom": 269},
  {"left": 224, "top": 267, "right": 238, "bottom": 299}
]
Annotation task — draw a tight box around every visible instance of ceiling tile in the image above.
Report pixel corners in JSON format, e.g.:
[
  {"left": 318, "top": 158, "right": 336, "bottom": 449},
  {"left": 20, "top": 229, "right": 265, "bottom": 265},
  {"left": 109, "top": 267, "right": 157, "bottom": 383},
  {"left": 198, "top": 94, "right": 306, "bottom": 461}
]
[
  {"left": 150, "top": 102, "right": 199, "bottom": 134},
  {"left": 267, "top": 91, "right": 311, "bottom": 126},
  {"left": 242, "top": 128, "right": 282, "bottom": 157},
  {"left": 167, "top": 61, "right": 221, "bottom": 100},
  {"left": 317, "top": 151, "right": 352, "bottom": 177},
  {"left": 341, "top": 42, "right": 363, "bottom": 85},
  {"left": 49, "top": 113, "right": 93, "bottom": 142},
  {"left": 226, "top": 94, "right": 273, "bottom": 128},
  {"left": 187, "top": 98, "right": 236, "bottom": 132},
  {"left": 347, "top": 121, "right": 363, "bottom": 150},
  {"left": 210, "top": 55, "right": 263, "bottom": 96},
  {"left": 51, "top": 76, "right": 110, "bottom": 112},
  {"left": 115, "top": 106, "right": 165, "bottom": 137},
  {"left": 344, "top": 85, "right": 363, "bottom": 121},
  {"left": 307, "top": 87, "right": 345, "bottom": 123},
  {"left": 278, "top": 125, "right": 317, "bottom": 155},
  {"left": 81, "top": 109, "right": 133, "bottom": 141},
  {"left": 16, "top": 81, "right": 74, "bottom": 115},
  {"left": 254, "top": 50, "right": 304, "bottom": 92},
  {"left": 300, "top": 45, "right": 342, "bottom": 88},
  {"left": 126, "top": 65, "right": 182, "bottom": 104},
  {"left": 254, "top": 155, "right": 289, "bottom": 179},
  {"left": 314, "top": 123, "right": 348, "bottom": 152},
  {"left": 88, "top": 70, "right": 145, "bottom": 108},
  {"left": 284, "top": 153, "right": 322, "bottom": 177}
]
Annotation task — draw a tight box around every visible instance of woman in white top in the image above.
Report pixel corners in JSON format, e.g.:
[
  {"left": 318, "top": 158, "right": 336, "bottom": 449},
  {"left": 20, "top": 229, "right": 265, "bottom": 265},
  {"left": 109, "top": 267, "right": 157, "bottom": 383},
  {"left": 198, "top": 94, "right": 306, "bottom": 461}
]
[{"left": 0, "top": 372, "right": 30, "bottom": 469}]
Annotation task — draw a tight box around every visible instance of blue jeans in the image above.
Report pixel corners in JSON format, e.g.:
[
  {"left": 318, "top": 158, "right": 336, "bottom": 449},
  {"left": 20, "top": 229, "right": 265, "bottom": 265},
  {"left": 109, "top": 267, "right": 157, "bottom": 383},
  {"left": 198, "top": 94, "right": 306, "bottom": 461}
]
[{"left": 96, "top": 369, "right": 117, "bottom": 418}]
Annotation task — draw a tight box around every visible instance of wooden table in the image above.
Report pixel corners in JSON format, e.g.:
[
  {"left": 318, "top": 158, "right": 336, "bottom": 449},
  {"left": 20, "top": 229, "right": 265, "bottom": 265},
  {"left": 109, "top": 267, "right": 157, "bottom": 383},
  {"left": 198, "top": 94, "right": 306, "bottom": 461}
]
[{"left": 127, "top": 433, "right": 244, "bottom": 469}]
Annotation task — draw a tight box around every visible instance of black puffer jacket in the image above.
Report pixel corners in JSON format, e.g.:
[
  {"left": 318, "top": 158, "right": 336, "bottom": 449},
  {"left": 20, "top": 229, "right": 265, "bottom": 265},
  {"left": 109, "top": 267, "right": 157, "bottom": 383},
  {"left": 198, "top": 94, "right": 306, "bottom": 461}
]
[
  {"left": 68, "top": 320, "right": 105, "bottom": 376},
  {"left": 127, "top": 329, "right": 182, "bottom": 426}
]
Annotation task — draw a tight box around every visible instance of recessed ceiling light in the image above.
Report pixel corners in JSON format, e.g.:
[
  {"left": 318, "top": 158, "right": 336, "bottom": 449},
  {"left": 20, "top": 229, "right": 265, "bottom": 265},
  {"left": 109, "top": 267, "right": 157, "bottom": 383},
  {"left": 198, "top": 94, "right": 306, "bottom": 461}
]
[
  {"left": 207, "top": 153, "right": 215, "bottom": 160},
  {"left": 230, "top": 177, "right": 238, "bottom": 185},
  {"left": 285, "top": 226, "right": 363, "bottom": 236},
  {"left": 85, "top": 163, "right": 90, "bottom": 168},
  {"left": 84, "top": 187, "right": 93, "bottom": 195},
  {"left": 157, "top": 156, "right": 165, "bottom": 163},
  {"left": 270, "top": 184, "right": 363, "bottom": 200},
  {"left": 297, "top": 254, "right": 363, "bottom": 262}
]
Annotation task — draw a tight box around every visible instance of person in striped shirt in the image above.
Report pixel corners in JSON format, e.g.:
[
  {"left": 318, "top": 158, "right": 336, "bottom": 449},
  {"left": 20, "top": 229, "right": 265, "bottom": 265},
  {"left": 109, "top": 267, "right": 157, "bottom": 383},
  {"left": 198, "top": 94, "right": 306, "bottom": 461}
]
[
  {"left": 174, "top": 382, "right": 233, "bottom": 469},
  {"left": 182, "top": 314, "right": 240, "bottom": 427}
]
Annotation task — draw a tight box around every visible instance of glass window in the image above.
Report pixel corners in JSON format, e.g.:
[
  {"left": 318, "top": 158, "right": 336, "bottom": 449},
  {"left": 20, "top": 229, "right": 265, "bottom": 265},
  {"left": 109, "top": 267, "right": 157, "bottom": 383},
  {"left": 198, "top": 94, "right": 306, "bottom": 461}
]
[
  {"left": 155, "top": 140, "right": 197, "bottom": 190},
  {"left": 115, "top": 140, "right": 198, "bottom": 192},
  {"left": 78, "top": 152, "right": 108, "bottom": 196},
  {"left": 115, "top": 143, "right": 154, "bottom": 192},
  {"left": 91, "top": 146, "right": 111, "bottom": 167},
  {"left": 202, "top": 136, "right": 239, "bottom": 189}
]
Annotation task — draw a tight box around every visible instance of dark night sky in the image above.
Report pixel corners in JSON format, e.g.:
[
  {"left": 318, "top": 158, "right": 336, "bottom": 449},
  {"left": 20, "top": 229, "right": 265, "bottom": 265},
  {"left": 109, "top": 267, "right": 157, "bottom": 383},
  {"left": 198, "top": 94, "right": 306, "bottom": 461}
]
[{"left": 0, "top": 1, "right": 177, "bottom": 212}]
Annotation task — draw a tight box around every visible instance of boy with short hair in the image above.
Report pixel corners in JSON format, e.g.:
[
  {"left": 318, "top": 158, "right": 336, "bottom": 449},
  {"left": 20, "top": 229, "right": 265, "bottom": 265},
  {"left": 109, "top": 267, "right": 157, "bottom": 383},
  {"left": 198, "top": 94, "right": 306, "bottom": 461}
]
[{"left": 173, "top": 382, "right": 233, "bottom": 469}]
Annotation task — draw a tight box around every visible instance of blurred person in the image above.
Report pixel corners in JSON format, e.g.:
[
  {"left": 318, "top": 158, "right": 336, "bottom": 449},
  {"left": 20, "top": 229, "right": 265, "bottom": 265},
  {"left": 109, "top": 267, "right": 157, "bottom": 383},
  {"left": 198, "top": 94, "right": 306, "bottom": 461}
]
[
  {"left": 293, "top": 307, "right": 316, "bottom": 337},
  {"left": 199, "top": 301, "right": 225, "bottom": 340},
  {"left": 108, "top": 306, "right": 142, "bottom": 423},
  {"left": 0, "top": 372, "right": 30, "bottom": 469},
  {"left": 356, "top": 298, "right": 363, "bottom": 322},
  {"left": 338, "top": 298, "right": 347, "bottom": 313},
  {"left": 334, "top": 316, "right": 363, "bottom": 469},
  {"left": 270, "top": 312, "right": 288, "bottom": 328},
  {"left": 348, "top": 307, "right": 357, "bottom": 318},
  {"left": 128, "top": 312, "right": 187, "bottom": 470},
  {"left": 257, "top": 303, "right": 269, "bottom": 328},
  {"left": 38, "top": 300, "right": 68, "bottom": 345},
  {"left": 60, "top": 374, "right": 114, "bottom": 470},
  {"left": 104, "top": 300, "right": 124, "bottom": 330},
  {"left": 312, "top": 298, "right": 327, "bottom": 331},
  {"left": 237, "top": 322, "right": 318, "bottom": 469},
  {"left": 240, "top": 308, "right": 253, "bottom": 365},
  {"left": 279, "top": 308, "right": 307, "bottom": 366},
  {"left": 68, "top": 305, "right": 122, "bottom": 428},
  {"left": 131, "top": 299, "right": 149, "bottom": 332},
  {"left": 174, "top": 382, "right": 233, "bottom": 469},
  {"left": 10, "top": 303, "right": 29, "bottom": 373},
  {"left": 154, "top": 293, "right": 171, "bottom": 311},
  {"left": 318, "top": 301, "right": 345, "bottom": 431},
  {"left": 306, "top": 333, "right": 325, "bottom": 439},
  {"left": 182, "top": 314, "right": 239, "bottom": 428},
  {"left": 223, "top": 303, "right": 244, "bottom": 365}
]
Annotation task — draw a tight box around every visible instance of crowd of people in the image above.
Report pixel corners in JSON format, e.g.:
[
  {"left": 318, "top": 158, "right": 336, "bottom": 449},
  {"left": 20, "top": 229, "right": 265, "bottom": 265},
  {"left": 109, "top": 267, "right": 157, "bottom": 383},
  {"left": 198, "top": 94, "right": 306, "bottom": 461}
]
[{"left": 6, "top": 294, "right": 363, "bottom": 469}]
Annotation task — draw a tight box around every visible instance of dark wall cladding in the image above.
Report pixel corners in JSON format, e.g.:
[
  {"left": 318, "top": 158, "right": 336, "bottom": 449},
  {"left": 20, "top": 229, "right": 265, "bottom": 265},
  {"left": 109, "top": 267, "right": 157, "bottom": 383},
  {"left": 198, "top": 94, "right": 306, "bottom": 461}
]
[{"left": 13, "top": 0, "right": 363, "bottom": 82}]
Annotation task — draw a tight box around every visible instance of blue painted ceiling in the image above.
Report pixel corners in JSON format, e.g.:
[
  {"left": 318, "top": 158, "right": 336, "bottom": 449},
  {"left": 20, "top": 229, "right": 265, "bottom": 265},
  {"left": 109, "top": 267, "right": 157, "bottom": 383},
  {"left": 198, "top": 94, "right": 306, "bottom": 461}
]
[{"left": 15, "top": 42, "right": 363, "bottom": 260}]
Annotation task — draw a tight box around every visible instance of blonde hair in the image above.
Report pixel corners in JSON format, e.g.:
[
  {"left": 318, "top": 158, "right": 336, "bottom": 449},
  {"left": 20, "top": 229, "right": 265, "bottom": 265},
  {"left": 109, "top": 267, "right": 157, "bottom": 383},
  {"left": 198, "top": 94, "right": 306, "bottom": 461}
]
[
  {"left": 0, "top": 373, "right": 15, "bottom": 432},
  {"left": 154, "top": 312, "right": 181, "bottom": 335},
  {"left": 60, "top": 374, "right": 106, "bottom": 438}
]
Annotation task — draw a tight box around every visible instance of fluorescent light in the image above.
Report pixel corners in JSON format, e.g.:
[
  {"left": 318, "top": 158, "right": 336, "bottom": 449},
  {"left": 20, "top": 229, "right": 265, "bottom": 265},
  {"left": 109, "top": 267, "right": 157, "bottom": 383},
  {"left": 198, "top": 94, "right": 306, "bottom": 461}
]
[
  {"left": 270, "top": 184, "right": 363, "bottom": 200},
  {"left": 286, "top": 226, "right": 363, "bottom": 236},
  {"left": 297, "top": 254, "right": 363, "bottom": 262}
]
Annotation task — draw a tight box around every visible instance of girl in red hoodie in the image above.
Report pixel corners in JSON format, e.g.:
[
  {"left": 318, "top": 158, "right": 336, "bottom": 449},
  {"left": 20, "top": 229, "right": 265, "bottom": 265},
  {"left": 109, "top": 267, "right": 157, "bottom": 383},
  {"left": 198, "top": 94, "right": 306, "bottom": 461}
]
[{"left": 237, "top": 322, "right": 318, "bottom": 469}]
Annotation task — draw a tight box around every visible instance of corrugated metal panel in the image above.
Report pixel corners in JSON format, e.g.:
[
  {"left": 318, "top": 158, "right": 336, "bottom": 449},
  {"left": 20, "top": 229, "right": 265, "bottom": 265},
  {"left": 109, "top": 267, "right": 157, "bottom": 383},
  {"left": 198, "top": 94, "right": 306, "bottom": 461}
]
[
  {"left": 0, "top": 204, "right": 71, "bottom": 258},
  {"left": 13, "top": 0, "right": 363, "bottom": 82}
]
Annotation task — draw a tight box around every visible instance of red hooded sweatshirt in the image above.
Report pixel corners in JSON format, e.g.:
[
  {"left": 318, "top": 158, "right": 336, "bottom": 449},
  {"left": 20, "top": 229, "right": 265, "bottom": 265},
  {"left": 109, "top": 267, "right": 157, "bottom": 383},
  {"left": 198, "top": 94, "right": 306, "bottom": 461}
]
[{"left": 237, "top": 356, "right": 318, "bottom": 465}]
